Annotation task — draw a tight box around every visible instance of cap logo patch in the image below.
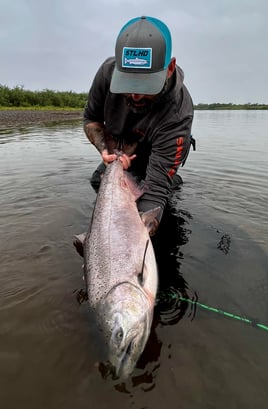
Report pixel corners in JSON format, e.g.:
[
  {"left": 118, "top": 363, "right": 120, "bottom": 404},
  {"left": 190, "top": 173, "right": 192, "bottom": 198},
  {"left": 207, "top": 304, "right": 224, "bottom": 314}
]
[{"left": 122, "top": 47, "right": 152, "bottom": 69}]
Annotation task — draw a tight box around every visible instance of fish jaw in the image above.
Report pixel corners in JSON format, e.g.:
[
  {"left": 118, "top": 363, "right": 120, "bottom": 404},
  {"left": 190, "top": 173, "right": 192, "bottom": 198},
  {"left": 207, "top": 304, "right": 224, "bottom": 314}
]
[{"left": 97, "top": 282, "right": 154, "bottom": 379}]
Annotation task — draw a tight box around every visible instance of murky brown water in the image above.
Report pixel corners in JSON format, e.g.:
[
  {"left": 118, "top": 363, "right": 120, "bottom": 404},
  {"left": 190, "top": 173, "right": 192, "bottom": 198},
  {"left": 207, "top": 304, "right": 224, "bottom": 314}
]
[{"left": 1, "top": 111, "right": 268, "bottom": 409}]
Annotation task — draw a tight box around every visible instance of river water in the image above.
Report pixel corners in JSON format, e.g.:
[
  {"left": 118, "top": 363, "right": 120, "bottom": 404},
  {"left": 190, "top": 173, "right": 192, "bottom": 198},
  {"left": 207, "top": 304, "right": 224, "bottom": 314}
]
[{"left": 0, "top": 111, "right": 267, "bottom": 409}]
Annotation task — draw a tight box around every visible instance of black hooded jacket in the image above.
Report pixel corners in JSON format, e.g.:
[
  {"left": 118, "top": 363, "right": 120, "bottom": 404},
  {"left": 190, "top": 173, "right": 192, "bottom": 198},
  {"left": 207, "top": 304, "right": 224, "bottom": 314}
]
[{"left": 84, "top": 57, "right": 194, "bottom": 221}]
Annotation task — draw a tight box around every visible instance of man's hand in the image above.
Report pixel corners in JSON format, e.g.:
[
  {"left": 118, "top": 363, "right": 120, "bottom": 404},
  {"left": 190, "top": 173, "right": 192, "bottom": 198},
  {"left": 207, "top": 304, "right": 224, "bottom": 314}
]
[
  {"left": 101, "top": 149, "right": 117, "bottom": 165},
  {"left": 101, "top": 149, "right": 136, "bottom": 170},
  {"left": 119, "top": 153, "right": 137, "bottom": 170}
]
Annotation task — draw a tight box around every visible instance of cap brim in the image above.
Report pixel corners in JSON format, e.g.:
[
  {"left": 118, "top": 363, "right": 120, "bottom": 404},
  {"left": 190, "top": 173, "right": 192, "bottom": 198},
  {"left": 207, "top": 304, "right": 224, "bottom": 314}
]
[{"left": 110, "top": 66, "right": 168, "bottom": 95}]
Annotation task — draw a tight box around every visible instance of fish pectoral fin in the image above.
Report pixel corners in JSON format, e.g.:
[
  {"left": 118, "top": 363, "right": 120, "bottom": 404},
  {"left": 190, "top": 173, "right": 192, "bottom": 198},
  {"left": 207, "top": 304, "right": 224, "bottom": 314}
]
[
  {"left": 140, "top": 207, "right": 161, "bottom": 231},
  {"left": 138, "top": 239, "right": 150, "bottom": 286},
  {"left": 73, "top": 232, "right": 87, "bottom": 258}
]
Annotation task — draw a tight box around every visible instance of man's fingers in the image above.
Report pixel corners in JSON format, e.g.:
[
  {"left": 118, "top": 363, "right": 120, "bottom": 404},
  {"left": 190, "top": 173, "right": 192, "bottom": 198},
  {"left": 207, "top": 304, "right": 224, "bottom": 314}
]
[
  {"left": 102, "top": 150, "right": 117, "bottom": 164},
  {"left": 119, "top": 154, "right": 136, "bottom": 170},
  {"left": 120, "top": 155, "right": 130, "bottom": 169},
  {"left": 101, "top": 150, "right": 136, "bottom": 170}
]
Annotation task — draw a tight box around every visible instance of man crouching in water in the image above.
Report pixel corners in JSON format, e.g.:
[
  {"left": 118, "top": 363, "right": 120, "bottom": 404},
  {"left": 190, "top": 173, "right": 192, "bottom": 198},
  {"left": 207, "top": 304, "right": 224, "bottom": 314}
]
[{"left": 83, "top": 16, "right": 194, "bottom": 236}]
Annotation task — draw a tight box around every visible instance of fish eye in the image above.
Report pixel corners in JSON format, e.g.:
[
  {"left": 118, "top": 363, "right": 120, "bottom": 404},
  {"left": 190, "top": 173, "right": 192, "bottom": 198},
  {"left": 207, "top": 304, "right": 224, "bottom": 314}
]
[{"left": 116, "top": 328, "right": 123, "bottom": 340}]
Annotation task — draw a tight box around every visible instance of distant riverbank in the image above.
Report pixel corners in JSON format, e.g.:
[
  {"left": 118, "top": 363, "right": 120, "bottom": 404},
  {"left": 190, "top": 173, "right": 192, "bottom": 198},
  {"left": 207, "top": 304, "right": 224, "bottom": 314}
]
[
  {"left": 1, "top": 103, "right": 268, "bottom": 127},
  {"left": 0, "top": 109, "right": 82, "bottom": 126},
  {"left": 1, "top": 85, "right": 268, "bottom": 113},
  {"left": 194, "top": 103, "right": 268, "bottom": 110}
]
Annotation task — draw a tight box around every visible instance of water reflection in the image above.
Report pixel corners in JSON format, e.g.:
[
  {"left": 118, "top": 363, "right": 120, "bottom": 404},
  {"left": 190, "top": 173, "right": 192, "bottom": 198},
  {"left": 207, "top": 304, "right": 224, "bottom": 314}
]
[
  {"left": 0, "top": 120, "right": 81, "bottom": 143},
  {"left": 1, "top": 113, "right": 268, "bottom": 409},
  {"left": 153, "top": 190, "right": 196, "bottom": 326}
]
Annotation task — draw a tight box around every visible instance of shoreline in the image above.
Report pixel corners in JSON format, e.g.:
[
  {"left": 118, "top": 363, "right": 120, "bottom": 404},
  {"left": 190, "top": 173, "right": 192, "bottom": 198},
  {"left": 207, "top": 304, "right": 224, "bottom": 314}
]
[
  {"left": 0, "top": 109, "right": 83, "bottom": 126},
  {"left": 1, "top": 106, "right": 267, "bottom": 128}
]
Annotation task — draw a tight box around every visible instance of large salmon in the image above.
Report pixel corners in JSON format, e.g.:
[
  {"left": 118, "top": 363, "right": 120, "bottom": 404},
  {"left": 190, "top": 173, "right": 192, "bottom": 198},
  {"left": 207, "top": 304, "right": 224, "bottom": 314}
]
[{"left": 76, "top": 157, "right": 159, "bottom": 379}]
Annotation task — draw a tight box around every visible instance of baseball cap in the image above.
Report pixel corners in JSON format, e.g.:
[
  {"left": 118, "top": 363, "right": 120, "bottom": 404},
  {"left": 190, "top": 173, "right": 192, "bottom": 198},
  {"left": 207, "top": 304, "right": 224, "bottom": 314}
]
[{"left": 110, "top": 16, "right": 172, "bottom": 95}]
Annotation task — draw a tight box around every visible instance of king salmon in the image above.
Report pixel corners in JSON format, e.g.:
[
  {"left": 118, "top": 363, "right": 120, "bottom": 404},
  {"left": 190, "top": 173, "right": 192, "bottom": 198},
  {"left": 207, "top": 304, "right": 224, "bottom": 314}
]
[{"left": 75, "top": 157, "right": 159, "bottom": 378}]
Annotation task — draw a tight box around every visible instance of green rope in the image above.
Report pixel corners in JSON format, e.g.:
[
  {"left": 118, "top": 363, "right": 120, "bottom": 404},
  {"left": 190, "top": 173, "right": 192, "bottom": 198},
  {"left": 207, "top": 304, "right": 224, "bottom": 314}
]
[{"left": 169, "top": 294, "right": 268, "bottom": 332}]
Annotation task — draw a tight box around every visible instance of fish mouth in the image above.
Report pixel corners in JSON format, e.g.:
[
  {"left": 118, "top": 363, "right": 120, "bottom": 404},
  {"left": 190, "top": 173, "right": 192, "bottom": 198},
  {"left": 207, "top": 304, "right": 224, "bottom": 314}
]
[
  {"left": 101, "top": 281, "right": 152, "bottom": 379},
  {"left": 115, "top": 338, "right": 135, "bottom": 378},
  {"left": 100, "top": 339, "right": 135, "bottom": 380}
]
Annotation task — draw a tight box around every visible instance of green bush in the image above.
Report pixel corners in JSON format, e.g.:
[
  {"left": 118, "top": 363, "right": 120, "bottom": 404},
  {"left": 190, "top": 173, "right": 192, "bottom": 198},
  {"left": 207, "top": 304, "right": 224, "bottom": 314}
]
[{"left": 0, "top": 85, "right": 87, "bottom": 108}]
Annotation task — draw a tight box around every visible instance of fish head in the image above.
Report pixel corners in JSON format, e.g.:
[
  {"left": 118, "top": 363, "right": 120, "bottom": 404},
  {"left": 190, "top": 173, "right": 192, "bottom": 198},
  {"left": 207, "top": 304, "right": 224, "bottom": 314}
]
[{"left": 98, "top": 282, "right": 153, "bottom": 379}]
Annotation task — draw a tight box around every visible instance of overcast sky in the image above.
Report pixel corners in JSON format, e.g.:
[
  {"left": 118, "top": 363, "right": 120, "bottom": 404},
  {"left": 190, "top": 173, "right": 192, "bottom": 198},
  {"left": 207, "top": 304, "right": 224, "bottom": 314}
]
[{"left": 1, "top": 0, "right": 267, "bottom": 103}]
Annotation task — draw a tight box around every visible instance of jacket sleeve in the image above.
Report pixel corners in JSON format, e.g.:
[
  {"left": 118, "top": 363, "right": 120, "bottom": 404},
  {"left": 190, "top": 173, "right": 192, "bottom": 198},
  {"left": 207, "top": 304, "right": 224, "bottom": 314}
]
[
  {"left": 137, "top": 87, "right": 194, "bottom": 222},
  {"left": 83, "top": 58, "right": 114, "bottom": 125}
]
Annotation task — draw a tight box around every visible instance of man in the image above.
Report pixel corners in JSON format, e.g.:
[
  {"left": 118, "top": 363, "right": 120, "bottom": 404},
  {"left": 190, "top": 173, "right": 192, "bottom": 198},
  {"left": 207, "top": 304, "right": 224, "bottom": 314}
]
[{"left": 84, "top": 16, "right": 194, "bottom": 235}]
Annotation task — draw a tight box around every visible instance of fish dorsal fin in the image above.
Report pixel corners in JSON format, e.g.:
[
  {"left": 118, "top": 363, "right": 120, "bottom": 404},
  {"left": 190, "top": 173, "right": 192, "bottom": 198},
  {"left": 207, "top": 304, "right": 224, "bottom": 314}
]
[{"left": 141, "top": 207, "right": 161, "bottom": 231}]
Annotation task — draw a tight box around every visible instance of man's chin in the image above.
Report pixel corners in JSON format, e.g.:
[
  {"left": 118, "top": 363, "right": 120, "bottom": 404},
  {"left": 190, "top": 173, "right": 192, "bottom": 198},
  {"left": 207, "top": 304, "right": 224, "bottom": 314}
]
[{"left": 125, "top": 98, "right": 153, "bottom": 114}]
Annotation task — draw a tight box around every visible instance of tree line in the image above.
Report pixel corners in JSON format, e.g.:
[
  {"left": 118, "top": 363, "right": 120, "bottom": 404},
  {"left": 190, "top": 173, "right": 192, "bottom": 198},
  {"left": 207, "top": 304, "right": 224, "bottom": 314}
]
[
  {"left": 1, "top": 85, "right": 268, "bottom": 110},
  {"left": 195, "top": 102, "right": 268, "bottom": 110},
  {"left": 0, "top": 85, "right": 87, "bottom": 108}
]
